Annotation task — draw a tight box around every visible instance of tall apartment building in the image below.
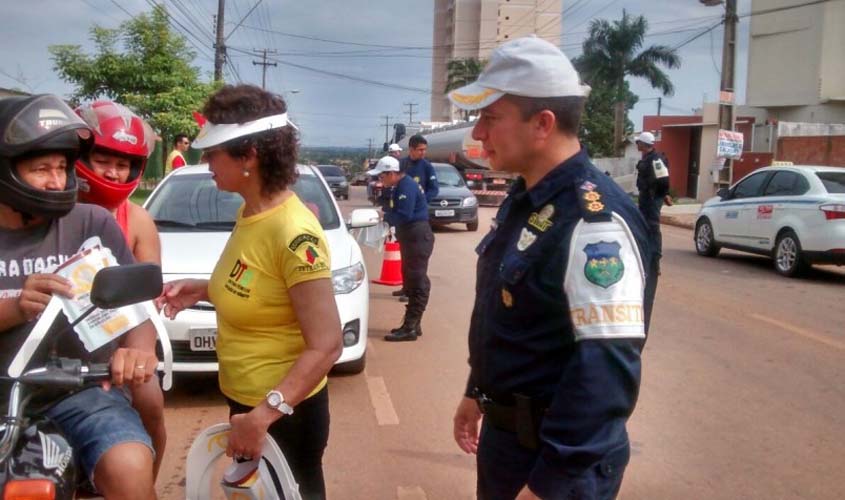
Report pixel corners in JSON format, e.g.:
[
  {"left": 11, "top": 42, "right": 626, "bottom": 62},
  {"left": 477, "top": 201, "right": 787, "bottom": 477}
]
[
  {"left": 746, "top": 0, "right": 845, "bottom": 123},
  {"left": 431, "top": 0, "right": 562, "bottom": 122}
]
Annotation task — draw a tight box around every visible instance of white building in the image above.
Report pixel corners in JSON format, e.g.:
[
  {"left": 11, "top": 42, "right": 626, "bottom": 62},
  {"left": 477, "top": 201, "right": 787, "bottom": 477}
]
[{"left": 430, "top": 0, "right": 562, "bottom": 122}]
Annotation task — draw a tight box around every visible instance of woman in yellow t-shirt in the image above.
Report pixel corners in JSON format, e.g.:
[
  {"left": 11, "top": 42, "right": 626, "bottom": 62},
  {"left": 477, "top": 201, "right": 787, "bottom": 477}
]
[{"left": 156, "top": 85, "right": 342, "bottom": 499}]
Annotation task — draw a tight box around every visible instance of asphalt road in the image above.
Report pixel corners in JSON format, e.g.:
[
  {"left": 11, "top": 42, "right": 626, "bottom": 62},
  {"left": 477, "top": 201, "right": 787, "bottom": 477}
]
[{"left": 157, "top": 186, "right": 844, "bottom": 499}]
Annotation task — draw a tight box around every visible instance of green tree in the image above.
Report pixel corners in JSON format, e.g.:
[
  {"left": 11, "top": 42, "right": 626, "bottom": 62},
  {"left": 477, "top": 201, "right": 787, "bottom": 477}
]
[
  {"left": 576, "top": 11, "right": 680, "bottom": 156},
  {"left": 445, "top": 58, "right": 486, "bottom": 120},
  {"left": 49, "top": 5, "right": 217, "bottom": 175},
  {"left": 579, "top": 80, "right": 638, "bottom": 158}
]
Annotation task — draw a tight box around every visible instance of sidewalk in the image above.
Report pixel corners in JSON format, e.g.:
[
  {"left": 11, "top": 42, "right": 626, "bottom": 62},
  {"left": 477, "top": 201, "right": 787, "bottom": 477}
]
[{"left": 660, "top": 201, "right": 701, "bottom": 230}]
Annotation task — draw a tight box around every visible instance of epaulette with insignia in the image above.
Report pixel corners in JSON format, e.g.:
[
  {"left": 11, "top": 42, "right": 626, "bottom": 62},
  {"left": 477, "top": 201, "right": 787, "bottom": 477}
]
[{"left": 577, "top": 180, "right": 611, "bottom": 222}]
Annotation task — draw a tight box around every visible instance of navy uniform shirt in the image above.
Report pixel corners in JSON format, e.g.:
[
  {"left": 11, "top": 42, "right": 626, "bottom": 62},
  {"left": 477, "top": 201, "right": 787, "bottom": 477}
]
[
  {"left": 636, "top": 149, "right": 670, "bottom": 200},
  {"left": 384, "top": 175, "right": 429, "bottom": 227},
  {"left": 466, "top": 148, "right": 656, "bottom": 497},
  {"left": 401, "top": 157, "right": 439, "bottom": 202}
]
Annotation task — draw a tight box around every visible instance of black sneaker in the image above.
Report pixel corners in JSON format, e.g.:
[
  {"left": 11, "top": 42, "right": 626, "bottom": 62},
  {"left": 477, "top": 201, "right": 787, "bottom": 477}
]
[{"left": 391, "top": 290, "right": 406, "bottom": 297}]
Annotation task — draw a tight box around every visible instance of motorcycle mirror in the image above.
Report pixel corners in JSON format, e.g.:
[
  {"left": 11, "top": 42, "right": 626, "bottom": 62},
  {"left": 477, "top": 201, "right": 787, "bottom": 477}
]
[{"left": 91, "top": 263, "right": 163, "bottom": 309}]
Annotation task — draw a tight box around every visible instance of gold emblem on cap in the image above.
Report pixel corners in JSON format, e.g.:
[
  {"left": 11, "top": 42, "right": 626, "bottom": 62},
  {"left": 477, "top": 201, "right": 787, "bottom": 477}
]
[
  {"left": 502, "top": 288, "right": 513, "bottom": 308},
  {"left": 449, "top": 88, "right": 498, "bottom": 105}
]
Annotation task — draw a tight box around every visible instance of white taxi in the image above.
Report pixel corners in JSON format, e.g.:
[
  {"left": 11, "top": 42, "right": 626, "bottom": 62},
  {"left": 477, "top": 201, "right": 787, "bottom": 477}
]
[
  {"left": 144, "top": 164, "right": 379, "bottom": 373},
  {"left": 694, "top": 165, "right": 845, "bottom": 276}
]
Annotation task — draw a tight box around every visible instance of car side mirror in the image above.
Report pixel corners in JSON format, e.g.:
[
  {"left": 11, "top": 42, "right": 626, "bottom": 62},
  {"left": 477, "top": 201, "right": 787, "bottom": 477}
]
[
  {"left": 347, "top": 208, "right": 380, "bottom": 229},
  {"left": 91, "top": 263, "right": 163, "bottom": 309},
  {"left": 717, "top": 187, "right": 731, "bottom": 200}
]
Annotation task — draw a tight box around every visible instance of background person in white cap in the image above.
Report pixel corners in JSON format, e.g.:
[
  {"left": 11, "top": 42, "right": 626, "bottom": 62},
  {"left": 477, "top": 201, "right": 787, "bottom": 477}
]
[
  {"left": 635, "top": 131, "right": 672, "bottom": 274},
  {"left": 387, "top": 143, "right": 403, "bottom": 159},
  {"left": 448, "top": 36, "right": 658, "bottom": 500},
  {"left": 156, "top": 84, "right": 342, "bottom": 499},
  {"left": 367, "top": 155, "right": 434, "bottom": 341}
]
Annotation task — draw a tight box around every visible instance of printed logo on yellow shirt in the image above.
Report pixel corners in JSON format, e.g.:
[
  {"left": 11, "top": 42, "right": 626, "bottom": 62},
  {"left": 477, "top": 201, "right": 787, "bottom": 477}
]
[
  {"left": 224, "top": 259, "right": 254, "bottom": 298},
  {"left": 294, "top": 243, "right": 328, "bottom": 273}
]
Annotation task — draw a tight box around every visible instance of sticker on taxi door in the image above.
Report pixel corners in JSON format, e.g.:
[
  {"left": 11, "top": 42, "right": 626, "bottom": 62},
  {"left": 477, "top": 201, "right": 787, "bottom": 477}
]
[{"left": 757, "top": 205, "right": 773, "bottom": 220}]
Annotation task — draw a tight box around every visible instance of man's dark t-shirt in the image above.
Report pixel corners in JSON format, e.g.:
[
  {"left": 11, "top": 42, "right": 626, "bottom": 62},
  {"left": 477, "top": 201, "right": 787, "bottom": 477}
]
[{"left": 0, "top": 204, "right": 136, "bottom": 373}]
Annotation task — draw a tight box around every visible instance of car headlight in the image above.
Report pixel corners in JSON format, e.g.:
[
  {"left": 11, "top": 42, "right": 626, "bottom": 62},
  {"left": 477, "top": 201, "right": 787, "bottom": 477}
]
[
  {"left": 462, "top": 196, "right": 478, "bottom": 208},
  {"left": 332, "top": 261, "right": 365, "bottom": 294},
  {"left": 339, "top": 181, "right": 348, "bottom": 187}
]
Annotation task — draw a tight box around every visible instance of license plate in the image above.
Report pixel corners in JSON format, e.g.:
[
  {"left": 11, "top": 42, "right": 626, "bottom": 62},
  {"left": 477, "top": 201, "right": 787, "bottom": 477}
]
[
  {"left": 493, "top": 178, "right": 506, "bottom": 185},
  {"left": 189, "top": 328, "right": 217, "bottom": 351},
  {"left": 435, "top": 209, "right": 455, "bottom": 217}
]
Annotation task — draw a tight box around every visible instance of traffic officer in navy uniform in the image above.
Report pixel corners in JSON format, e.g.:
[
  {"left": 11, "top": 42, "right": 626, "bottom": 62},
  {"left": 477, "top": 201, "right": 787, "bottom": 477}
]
[
  {"left": 635, "top": 131, "right": 672, "bottom": 273},
  {"left": 368, "top": 156, "right": 434, "bottom": 342},
  {"left": 448, "top": 36, "right": 658, "bottom": 499}
]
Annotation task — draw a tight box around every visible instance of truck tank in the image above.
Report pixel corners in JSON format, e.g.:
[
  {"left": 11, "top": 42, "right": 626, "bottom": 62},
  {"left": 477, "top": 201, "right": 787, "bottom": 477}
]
[{"left": 399, "top": 123, "right": 514, "bottom": 206}]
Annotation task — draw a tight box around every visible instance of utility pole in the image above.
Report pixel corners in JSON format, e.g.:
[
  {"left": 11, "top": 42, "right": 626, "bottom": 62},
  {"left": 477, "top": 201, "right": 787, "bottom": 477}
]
[
  {"left": 718, "top": 0, "right": 738, "bottom": 185},
  {"left": 214, "top": 0, "right": 226, "bottom": 82},
  {"left": 367, "top": 138, "right": 374, "bottom": 159},
  {"left": 657, "top": 97, "right": 662, "bottom": 116},
  {"left": 252, "top": 49, "right": 278, "bottom": 90},
  {"left": 381, "top": 115, "right": 391, "bottom": 145},
  {"left": 403, "top": 102, "right": 418, "bottom": 124}
]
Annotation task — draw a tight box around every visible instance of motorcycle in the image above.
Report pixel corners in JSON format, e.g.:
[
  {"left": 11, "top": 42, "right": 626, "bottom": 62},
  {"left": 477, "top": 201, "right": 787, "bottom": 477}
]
[{"left": 0, "top": 263, "right": 172, "bottom": 500}]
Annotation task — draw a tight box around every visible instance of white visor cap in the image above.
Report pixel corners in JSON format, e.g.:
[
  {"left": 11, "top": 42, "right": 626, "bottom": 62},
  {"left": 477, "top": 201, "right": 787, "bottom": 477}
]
[
  {"left": 636, "top": 131, "right": 656, "bottom": 145},
  {"left": 388, "top": 143, "right": 402, "bottom": 153},
  {"left": 448, "top": 35, "right": 590, "bottom": 111},
  {"left": 192, "top": 112, "right": 297, "bottom": 149},
  {"left": 367, "top": 156, "right": 400, "bottom": 176}
]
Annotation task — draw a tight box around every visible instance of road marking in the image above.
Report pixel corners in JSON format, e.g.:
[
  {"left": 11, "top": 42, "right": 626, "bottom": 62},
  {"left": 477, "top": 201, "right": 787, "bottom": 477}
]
[
  {"left": 366, "top": 376, "right": 400, "bottom": 425},
  {"left": 397, "top": 486, "right": 428, "bottom": 500},
  {"left": 751, "top": 314, "right": 845, "bottom": 351}
]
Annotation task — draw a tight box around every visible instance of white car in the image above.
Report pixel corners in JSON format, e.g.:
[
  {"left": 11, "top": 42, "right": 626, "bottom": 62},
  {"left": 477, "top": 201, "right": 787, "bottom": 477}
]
[
  {"left": 143, "top": 164, "right": 379, "bottom": 373},
  {"left": 694, "top": 165, "right": 845, "bottom": 276}
]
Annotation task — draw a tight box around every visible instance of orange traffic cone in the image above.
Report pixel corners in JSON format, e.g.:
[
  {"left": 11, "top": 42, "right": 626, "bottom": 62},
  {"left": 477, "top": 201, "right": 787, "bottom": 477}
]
[{"left": 372, "top": 240, "right": 403, "bottom": 286}]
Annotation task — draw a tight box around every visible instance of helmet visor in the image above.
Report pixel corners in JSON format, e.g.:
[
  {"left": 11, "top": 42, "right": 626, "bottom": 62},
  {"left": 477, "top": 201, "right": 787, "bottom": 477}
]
[{"left": 3, "top": 95, "right": 91, "bottom": 147}]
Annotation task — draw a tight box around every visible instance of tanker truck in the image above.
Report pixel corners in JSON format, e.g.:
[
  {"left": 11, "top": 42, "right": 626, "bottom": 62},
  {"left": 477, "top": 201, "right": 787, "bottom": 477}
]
[{"left": 399, "top": 122, "right": 516, "bottom": 207}]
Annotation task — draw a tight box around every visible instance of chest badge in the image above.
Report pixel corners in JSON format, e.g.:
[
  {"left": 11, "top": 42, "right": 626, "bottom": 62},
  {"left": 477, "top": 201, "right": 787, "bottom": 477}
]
[
  {"left": 517, "top": 228, "right": 537, "bottom": 251},
  {"left": 528, "top": 204, "right": 554, "bottom": 232},
  {"left": 583, "top": 241, "right": 624, "bottom": 288},
  {"left": 501, "top": 288, "right": 513, "bottom": 308}
]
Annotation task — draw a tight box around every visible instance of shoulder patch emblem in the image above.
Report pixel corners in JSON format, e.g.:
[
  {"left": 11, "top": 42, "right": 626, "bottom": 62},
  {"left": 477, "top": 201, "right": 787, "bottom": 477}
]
[
  {"left": 586, "top": 201, "right": 605, "bottom": 213},
  {"left": 288, "top": 233, "right": 319, "bottom": 252},
  {"left": 580, "top": 180, "right": 597, "bottom": 191},
  {"left": 528, "top": 204, "right": 554, "bottom": 232},
  {"left": 517, "top": 228, "right": 537, "bottom": 251},
  {"left": 583, "top": 241, "right": 624, "bottom": 288}
]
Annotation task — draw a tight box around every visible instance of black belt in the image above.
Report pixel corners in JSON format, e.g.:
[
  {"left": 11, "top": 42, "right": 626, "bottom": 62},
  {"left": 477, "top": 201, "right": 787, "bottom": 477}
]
[{"left": 475, "top": 392, "right": 549, "bottom": 450}]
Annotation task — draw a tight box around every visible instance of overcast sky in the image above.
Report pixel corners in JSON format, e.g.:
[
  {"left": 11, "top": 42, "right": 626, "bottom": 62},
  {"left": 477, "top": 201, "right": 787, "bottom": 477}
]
[{"left": 0, "top": 0, "right": 751, "bottom": 147}]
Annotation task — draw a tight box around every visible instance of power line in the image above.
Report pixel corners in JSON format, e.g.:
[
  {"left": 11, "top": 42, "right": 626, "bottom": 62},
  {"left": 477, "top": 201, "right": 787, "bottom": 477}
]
[{"left": 226, "top": 46, "right": 432, "bottom": 93}]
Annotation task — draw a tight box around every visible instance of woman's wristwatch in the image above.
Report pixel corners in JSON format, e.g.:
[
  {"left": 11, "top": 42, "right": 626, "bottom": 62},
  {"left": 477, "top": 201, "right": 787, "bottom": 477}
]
[{"left": 265, "top": 390, "right": 294, "bottom": 415}]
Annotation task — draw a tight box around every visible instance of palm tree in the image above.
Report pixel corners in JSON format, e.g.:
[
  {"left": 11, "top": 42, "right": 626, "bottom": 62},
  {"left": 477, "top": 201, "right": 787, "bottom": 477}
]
[
  {"left": 576, "top": 11, "right": 680, "bottom": 156},
  {"left": 445, "top": 58, "right": 486, "bottom": 92},
  {"left": 445, "top": 58, "right": 486, "bottom": 120}
]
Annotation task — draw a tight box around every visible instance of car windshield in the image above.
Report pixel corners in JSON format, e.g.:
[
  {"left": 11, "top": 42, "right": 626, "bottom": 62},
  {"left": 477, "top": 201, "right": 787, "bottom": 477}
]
[
  {"left": 318, "top": 165, "right": 344, "bottom": 177},
  {"left": 146, "top": 171, "right": 340, "bottom": 232},
  {"left": 435, "top": 166, "right": 465, "bottom": 187},
  {"left": 816, "top": 172, "right": 845, "bottom": 193}
]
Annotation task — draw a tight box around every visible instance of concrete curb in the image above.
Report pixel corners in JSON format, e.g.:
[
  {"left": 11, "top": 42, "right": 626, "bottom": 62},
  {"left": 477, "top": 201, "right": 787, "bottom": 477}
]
[{"left": 660, "top": 215, "right": 695, "bottom": 230}]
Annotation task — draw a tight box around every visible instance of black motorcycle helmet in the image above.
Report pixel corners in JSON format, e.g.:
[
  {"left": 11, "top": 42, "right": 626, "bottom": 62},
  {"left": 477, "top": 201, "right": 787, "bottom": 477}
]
[{"left": 0, "top": 94, "right": 93, "bottom": 219}]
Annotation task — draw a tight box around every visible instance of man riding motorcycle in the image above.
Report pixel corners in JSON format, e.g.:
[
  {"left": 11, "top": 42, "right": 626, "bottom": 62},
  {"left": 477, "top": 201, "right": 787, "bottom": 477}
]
[{"left": 0, "top": 94, "right": 160, "bottom": 500}]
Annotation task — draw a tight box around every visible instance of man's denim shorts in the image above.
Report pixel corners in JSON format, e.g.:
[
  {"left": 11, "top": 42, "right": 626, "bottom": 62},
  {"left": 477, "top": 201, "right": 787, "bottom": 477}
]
[{"left": 44, "top": 386, "right": 154, "bottom": 483}]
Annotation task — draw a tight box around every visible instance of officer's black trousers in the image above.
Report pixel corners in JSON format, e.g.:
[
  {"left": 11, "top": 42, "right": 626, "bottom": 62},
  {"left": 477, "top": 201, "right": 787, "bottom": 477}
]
[
  {"left": 638, "top": 195, "right": 664, "bottom": 263},
  {"left": 477, "top": 421, "right": 626, "bottom": 500},
  {"left": 396, "top": 220, "right": 434, "bottom": 321}
]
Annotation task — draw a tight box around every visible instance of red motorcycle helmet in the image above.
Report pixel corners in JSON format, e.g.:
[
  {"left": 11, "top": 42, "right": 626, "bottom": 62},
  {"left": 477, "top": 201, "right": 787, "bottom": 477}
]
[{"left": 74, "top": 101, "right": 155, "bottom": 210}]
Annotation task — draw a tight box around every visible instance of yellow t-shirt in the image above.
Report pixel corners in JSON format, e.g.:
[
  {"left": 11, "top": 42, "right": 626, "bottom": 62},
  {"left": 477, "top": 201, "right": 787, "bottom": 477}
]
[{"left": 209, "top": 194, "right": 332, "bottom": 406}]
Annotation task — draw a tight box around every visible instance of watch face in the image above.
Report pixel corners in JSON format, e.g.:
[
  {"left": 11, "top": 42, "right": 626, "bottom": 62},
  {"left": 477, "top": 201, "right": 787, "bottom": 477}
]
[{"left": 267, "top": 392, "right": 282, "bottom": 407}]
